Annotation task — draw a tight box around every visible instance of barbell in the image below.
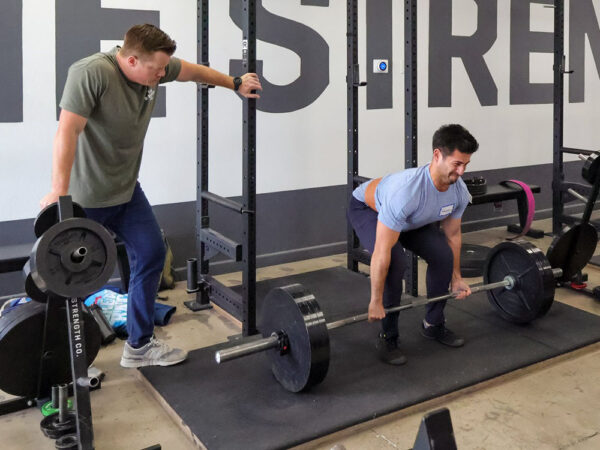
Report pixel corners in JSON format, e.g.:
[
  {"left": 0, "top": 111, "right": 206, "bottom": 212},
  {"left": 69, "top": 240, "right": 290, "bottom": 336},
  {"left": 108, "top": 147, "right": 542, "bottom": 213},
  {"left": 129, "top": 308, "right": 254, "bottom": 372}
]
[{"left": 214, "top": 240, "right": 563, "bottom": 393}]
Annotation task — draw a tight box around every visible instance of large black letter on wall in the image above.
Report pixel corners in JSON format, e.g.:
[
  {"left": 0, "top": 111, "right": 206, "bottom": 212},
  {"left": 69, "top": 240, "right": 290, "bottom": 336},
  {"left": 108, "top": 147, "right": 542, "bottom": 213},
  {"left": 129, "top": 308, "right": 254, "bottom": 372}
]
[
  {"left": 229, "top": 0, "right": 329, "bottom": 113},
  {"left": 510, "top": 0, "right": 553, "bottom": 104},
  {"left": 0, "top": 0, "right": 23, "bottom": 122},
  {"left": 428, "top": 0, "right": 497, "bottom": 107},
  {"left": 55, "top": 0, "right": 164, "bottom": 118},
  {"left": 367, "top": 0, "right": 393, "bottom": 110},
  {"left": 569, "top": 0, "right": 600, "bottom": 103}
]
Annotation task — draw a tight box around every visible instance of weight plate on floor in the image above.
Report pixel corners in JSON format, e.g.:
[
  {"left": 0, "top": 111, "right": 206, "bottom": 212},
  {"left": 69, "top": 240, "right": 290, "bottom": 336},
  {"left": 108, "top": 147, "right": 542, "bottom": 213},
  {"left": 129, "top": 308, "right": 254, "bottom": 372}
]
[
  {"left": 41, "top": 398, "right": 73, "bottom": 417},
  {"left": 40, "top": 411, "right": 77, "bottom": 439},
  {"left": 55, "top": 434, "right": 78, "bottom": 450},
  {"left": 260, "top": 284, "right": 330, "bottom": 392},
  {"left": 582, "top": 152, "right": 600, "bottom": 184},
  {"left": 0, "top": 301, "right": 102, "bottom": 397},
  {"left": 29, "top": 218, "right": 117, "bottom": 298},
  {"left": 483, "top": 240, "right": 555, "bottom": 323},
  {"left": 460, "top": 244, "right": 491, "bottom": 278},
  {"left": 34, "top": 202, "right": 86, "bottom": 238},
  {"left": 547, "top": 223, "right": 598, "bottom": 282}
]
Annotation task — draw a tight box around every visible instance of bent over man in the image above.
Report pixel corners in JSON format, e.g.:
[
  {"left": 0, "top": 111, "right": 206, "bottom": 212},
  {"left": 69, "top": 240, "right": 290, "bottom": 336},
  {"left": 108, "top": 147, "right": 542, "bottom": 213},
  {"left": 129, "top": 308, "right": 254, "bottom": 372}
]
[{"left": 347, "top": 124, "right": 479, "bottom": 365}]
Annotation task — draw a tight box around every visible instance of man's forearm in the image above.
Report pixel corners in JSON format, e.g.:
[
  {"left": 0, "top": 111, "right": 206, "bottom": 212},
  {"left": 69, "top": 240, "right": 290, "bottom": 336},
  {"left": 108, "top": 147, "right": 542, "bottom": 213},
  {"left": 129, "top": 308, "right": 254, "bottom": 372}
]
[
  {"left": 188, "top": 64, "right": 235, "bottom": 89},
  {"left": 370, "top": 250, "right": 391, "bottom": 304},
  {"left": 51, "top": 129, "right": 78, "bottom": 194},
  {"left": 446, "top": 233, "right": 462, "bottom": 279}
]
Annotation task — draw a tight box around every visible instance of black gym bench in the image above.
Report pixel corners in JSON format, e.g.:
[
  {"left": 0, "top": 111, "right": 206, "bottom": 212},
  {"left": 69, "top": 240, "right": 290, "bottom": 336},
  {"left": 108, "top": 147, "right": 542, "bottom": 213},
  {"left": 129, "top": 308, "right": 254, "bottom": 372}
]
[
  {"left": 0, "top": 243, "right": 32, "bottom": 274},
  {"left": 470, "top": 183, "right": 542, "bottom": 238}
]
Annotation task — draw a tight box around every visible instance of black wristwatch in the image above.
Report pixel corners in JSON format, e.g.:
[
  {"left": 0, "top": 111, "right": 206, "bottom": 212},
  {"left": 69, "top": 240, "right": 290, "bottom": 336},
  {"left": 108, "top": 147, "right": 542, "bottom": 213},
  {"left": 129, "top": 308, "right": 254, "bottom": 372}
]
[{"left": 233, "top": 76, "right": 243, "bottom": 91}]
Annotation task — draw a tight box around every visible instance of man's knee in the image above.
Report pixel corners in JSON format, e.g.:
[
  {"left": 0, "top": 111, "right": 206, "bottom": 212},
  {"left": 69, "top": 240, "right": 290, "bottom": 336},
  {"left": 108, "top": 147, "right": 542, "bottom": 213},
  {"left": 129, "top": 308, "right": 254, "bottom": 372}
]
[{"left": 129, "top": 237, "right": 165, "bottom": 274}]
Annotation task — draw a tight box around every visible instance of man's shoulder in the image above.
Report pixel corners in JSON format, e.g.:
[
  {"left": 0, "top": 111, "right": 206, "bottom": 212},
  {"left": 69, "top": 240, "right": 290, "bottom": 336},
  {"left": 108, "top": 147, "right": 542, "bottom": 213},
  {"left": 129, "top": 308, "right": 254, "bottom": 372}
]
[
  {"left": 385, "top": 165, "right": 428, "bottom": 186},
  {"left": 68, "top": 51, "right": 116, "bottom": 77},
  {"left": 453, "top": 177, "right": 472, "bottom": 202}
]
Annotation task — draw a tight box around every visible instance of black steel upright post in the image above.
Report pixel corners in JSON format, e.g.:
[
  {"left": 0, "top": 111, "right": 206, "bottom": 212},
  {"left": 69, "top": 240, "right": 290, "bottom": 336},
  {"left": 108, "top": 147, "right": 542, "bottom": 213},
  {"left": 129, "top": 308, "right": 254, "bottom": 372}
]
[
  {"left": 188, "top": 0, "right": 212, "bottom": 311},
  {"left": 346, "top": 0, "right": 359, "bottom": 272},
  {"left": 66, "top": 297, "right": 94, "bottom": 450},
  {"left": 552, "top": 0, "right": 565, "bottom": 235},
  {"left": 242, "top": 0, "right": 257, "bottom": 336},
  {"left": 404, "top": 0, "right": 418, "bottom": 296}
]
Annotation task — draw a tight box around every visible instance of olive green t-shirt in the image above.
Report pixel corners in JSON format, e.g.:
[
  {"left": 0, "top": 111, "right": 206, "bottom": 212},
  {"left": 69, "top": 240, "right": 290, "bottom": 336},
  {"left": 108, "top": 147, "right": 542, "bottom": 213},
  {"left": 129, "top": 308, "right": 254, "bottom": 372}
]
[{"left": 59, "top": 46, "right": 181, "bottom": 208}]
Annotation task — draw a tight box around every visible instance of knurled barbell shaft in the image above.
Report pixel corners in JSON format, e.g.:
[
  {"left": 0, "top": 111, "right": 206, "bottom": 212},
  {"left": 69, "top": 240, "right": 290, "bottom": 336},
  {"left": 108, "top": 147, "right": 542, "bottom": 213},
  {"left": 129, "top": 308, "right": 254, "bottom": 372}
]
[{"left": 326, "top": 278, "right": 512, "bottom": 330}]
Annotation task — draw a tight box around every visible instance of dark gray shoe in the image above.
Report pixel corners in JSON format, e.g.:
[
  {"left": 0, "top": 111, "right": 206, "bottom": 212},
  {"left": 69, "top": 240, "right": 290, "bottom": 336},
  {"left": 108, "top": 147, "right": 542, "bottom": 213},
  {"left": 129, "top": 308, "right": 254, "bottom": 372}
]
[
  {"left": 421, "top": 323, "right": 465, "bottom": 347},
  {"left": 375, "top": 334, "right": 407, "bottom": 365}
]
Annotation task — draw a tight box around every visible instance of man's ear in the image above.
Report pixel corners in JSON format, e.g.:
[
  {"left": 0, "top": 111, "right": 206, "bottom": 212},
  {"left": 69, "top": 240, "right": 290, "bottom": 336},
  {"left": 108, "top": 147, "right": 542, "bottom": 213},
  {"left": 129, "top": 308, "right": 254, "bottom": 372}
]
[
  {"left": 432, "top": 148, "right": 441, "bottom": 162},
  {"left": 127, "top": 55, "right": 138, "bottom": 68}
]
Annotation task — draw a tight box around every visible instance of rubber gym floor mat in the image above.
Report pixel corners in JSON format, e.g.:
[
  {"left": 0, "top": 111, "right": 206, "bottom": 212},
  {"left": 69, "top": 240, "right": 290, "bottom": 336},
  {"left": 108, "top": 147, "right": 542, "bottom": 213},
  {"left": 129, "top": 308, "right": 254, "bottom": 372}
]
[{"left": 139, "top": 266, "right": 600, "bottom": 450}]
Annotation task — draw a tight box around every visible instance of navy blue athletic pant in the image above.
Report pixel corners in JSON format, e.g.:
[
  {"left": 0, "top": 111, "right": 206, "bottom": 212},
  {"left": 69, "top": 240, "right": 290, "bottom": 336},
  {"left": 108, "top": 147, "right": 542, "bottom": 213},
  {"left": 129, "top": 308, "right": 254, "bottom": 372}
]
[
  {"left": 84, "top": 183, "right": 165, "bottom": 348},
  {"left": 347, "top": 196, "right": 454, "bottom": 339}
]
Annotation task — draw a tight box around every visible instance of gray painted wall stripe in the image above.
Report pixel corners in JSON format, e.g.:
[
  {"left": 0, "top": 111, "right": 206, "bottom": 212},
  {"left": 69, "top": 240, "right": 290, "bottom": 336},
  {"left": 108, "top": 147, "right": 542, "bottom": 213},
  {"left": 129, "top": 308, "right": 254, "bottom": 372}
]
[
  {"left": 366, "top": 0, "right": 393, "bottom": 109},
  {"left": 0, "top": 0, "right": 23, "bottom": 122}
]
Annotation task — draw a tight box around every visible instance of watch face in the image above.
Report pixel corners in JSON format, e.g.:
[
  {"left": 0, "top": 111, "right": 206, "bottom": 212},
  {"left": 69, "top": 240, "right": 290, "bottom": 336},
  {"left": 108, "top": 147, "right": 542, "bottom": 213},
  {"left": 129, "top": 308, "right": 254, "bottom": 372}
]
[{"left": 234, "top": 77, "right": 242, "bottom": 90}]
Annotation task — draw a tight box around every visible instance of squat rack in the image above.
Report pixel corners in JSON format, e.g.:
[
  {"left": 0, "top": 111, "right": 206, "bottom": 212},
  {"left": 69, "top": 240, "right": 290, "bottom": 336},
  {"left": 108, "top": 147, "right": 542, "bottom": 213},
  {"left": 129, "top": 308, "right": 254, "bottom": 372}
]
[
  {"left": 186, "top": 0, "right": 258, "bottom": 337},
  {"left": 346, "top": 0, "right": 419, "bottom": 296},
  {"left": 552, "top": 0, "right": 597, "bottom": 234},
  {"left": 190, "top": 1, "right": 420, "bottom": 333}
]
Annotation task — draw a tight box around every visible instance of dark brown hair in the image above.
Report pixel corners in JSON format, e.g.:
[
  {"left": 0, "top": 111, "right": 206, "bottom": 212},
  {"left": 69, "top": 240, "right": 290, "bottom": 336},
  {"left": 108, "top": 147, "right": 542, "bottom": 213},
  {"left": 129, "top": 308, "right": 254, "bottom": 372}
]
[
  {"left": 432, "top": 124, "right": 479, "bottom": 156},
  {"left": 121, "top": 24, "right": 176, "bottom": 58}
]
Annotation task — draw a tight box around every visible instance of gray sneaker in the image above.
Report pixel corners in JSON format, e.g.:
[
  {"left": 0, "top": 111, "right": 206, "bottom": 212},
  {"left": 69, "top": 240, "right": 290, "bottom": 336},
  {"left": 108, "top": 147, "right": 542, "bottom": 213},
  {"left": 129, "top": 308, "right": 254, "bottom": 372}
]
[{"left": 120, "top": 337, "right": 188, "bottom": 368}]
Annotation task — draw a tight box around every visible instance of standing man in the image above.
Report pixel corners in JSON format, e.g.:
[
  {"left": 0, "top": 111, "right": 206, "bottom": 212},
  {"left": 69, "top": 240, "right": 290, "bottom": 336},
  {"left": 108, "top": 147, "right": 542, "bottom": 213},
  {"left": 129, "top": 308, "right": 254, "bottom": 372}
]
[
  {"left": 40, "top": 24, "right": 262, "bottom": 368},
  {"left": 347, "top": 124, "right": 478, "bottom": 365}
]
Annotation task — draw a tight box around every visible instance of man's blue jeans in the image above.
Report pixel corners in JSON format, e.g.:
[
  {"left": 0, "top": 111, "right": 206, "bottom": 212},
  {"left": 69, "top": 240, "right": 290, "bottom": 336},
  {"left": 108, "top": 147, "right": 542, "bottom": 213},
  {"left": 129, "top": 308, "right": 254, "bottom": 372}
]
[
  {"left": 347, "top": 197, "right": 454, "bottom": 340},
  {"left": 84, "top": 183, "right": 165, "bottom": 348}
]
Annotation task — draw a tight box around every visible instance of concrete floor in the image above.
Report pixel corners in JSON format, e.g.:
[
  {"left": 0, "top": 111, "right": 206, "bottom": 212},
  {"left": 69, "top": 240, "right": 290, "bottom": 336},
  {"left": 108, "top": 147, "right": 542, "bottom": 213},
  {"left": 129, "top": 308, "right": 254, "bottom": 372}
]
[{"left": 1, "top": 219, "right": 600, "bottom": 449}]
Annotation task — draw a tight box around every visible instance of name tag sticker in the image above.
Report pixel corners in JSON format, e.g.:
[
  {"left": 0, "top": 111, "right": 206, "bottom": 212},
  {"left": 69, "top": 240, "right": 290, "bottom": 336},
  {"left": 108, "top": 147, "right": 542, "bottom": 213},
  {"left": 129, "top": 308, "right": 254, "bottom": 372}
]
[{"left": 439, "top": 204, "right": 454, "bottom": 216}]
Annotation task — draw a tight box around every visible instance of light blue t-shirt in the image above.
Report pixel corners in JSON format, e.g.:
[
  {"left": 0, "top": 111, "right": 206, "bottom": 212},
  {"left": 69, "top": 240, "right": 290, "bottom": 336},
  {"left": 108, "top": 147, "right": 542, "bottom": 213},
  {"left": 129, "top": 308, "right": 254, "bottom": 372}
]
[{"left": 353, "top": 164, "right": 471, "bottom": 232}]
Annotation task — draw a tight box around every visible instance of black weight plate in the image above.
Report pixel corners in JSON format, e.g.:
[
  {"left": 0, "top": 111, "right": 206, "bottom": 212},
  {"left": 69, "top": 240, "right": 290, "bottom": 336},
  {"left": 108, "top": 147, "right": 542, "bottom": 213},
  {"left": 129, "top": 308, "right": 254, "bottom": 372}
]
[
  {"left": 30, "top": 218, "right": 117, "bottom": 298},
  {"left": 0, "top": 301, "right": 102, "bottom": 397},
  {"left": 582, "top": 152, "right": 600, "bottom": 184},
  {"left": 35, "top": 202, "right": 86, "bottom": 238},
  {"left": 40, "top": 412, "right": 77, "bottom": 439},
  {"left": 55, "top": 434, "right": 78, "bottom": 450},
  {"left": 22, "top": 259, "right": 48, "bottom": 302},
  {"left": 464, "top": 177, "right": 487, "bottom": 196},
  {"left": 261, "top": 284, "right": 330, "bottom": 392},
  {"left": 483, "top": 240, "right": 555, "bottom": 323},
  {"left": 547, "top": 223, "right": 597, "bottom": 281},
  {"left": 460, "top": 244, "right": 491, "bottom": 277}
]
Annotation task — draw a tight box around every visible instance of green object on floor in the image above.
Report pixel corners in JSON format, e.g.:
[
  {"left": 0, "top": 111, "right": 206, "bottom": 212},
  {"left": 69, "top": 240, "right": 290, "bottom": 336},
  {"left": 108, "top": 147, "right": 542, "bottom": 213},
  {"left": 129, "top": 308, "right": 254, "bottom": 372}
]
[{"left": 41, "top": 398, "right": 73, "bottom": 417}]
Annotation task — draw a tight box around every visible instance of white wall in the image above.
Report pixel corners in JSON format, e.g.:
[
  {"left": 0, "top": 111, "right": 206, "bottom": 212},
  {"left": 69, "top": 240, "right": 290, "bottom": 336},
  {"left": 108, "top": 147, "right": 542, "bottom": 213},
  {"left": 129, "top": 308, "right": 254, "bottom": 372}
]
[{"left": 1, "top": 0, "right": 599, "bottom": 222}]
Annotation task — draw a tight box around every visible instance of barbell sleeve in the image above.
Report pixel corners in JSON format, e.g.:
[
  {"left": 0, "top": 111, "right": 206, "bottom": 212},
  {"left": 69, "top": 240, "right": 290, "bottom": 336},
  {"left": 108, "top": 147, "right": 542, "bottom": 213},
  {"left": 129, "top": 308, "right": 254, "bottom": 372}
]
[
  {"left": 567, "top": 188, "right": 590, "bottom": 204},
  {"left": 578, "top": 153, "right": 588, "bottom": 161},
  {"left": 216, "top": 333, "right": 280, "bottom": 364}
]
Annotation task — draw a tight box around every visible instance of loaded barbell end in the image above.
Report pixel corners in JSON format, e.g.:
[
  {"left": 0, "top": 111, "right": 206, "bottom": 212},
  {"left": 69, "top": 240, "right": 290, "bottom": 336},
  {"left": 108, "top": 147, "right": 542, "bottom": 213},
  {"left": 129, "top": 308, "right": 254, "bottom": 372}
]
[
  {"left": 215, "top": 332, "right": 281, "bottom": 364},
  {"left": 503, "top": 275, "right": 516, "bottom": 290}
]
